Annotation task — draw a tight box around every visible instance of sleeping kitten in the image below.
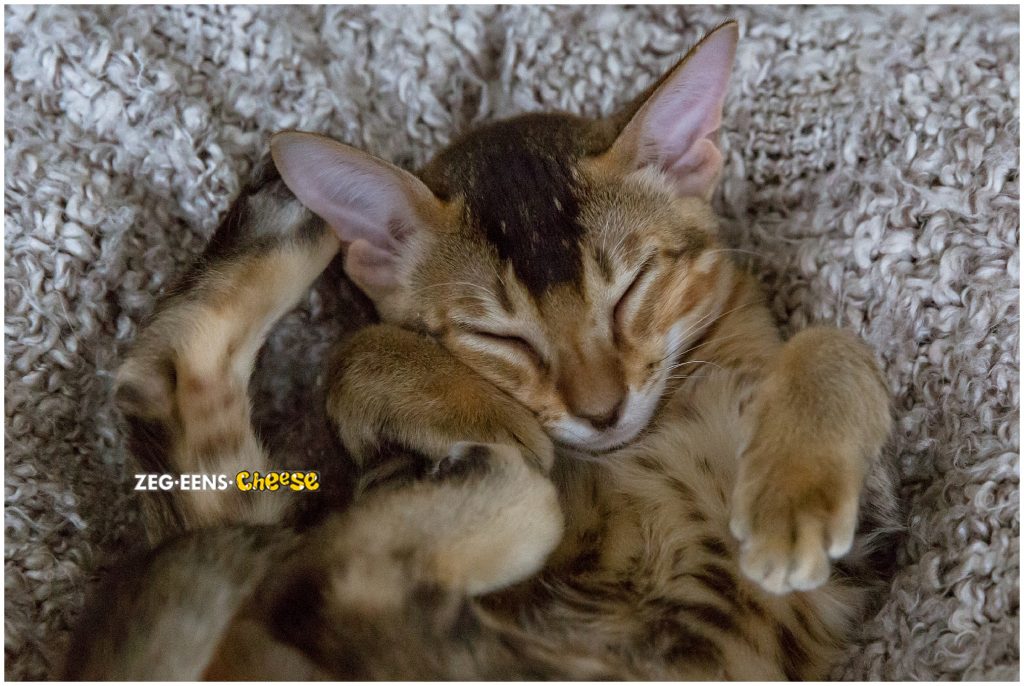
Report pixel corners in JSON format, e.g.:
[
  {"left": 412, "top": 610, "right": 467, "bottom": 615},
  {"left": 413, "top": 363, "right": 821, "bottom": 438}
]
[{"left": 66, "top": 21, "right": 900, "bottom": 680}]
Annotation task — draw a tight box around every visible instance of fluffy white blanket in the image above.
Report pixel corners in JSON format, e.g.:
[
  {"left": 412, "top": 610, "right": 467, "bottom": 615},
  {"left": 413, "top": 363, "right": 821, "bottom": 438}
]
[{"left": 4, "top": 5, "right": 1018, "bottom": 679}]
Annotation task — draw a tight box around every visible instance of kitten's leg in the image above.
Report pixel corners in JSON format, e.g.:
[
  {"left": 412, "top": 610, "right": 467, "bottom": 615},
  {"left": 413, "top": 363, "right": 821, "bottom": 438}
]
[
  {"left": 252, "top": 448, "right": 572, "bottom": 680},
  {"left": 327, "top": 324, "right": 555, "bottom": 474},
  {"left": 228, "top": 327, "right": 567, "bottom": 678},
  {"left": 323, "top": 324, "right": 563, "bottom": 594},
  {"left": 114, "top": 157, "right": 340, "bottom": 541},
  {"left": 63, "top": 526, "right": 317, "bottom": 680},
  {"left": 729, "top": 328, "right": 892, "bottom": 594}
]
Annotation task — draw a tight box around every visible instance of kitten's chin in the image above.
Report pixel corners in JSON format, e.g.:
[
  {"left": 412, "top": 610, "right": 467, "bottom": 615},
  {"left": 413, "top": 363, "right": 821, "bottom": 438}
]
[
  {"left": 545, "top": 387, "right": 664, "bottom": 455},
  {"left": 555, "top": 428, "right": 646, "bottom": 457},
  {"left": 547, "top": 408, "right": 653, "bottom": 455}
]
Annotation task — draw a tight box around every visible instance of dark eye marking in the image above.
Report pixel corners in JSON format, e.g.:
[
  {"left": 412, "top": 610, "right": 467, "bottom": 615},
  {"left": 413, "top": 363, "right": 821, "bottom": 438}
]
[
  {"left": 613, "top": 254, "right": 657, "bottom": 338},
  {"left": 464, "top": 329, "right": 547, "bottom": 370}
]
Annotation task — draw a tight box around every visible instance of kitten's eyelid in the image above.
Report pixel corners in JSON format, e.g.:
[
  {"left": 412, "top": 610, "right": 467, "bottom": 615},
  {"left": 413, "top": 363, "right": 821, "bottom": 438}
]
[
  {"left": 458, "top": 327, "right": 548, "bottom": 368},
  {"left": 616, "top": 253, "right": 657, "bottom": 307},
  {"left": 612, "top": 253, "right": 657, "bottom": 338}
]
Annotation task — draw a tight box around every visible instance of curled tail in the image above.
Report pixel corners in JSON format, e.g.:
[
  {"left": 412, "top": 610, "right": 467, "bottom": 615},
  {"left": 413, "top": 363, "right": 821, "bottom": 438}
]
[{"left": 113, "top": 155, "right": 340, "bottom": 542}]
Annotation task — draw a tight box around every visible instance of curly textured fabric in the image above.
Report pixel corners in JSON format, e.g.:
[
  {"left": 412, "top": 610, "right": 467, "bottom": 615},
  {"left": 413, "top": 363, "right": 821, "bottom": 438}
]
[{"left": 3, "top": 5, "right": 1018, "bottom": 680}]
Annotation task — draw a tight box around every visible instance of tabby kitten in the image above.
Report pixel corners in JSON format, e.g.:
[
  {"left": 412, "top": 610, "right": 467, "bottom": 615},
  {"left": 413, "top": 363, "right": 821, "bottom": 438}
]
[{"left": 67, "top": 21, "right": 899, "bottom": 680}]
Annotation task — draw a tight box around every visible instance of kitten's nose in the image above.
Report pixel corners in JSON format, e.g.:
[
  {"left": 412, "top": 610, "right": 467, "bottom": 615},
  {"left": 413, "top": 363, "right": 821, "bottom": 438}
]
[
  {"left": 558, "top": 351, "right": 626, "bottom": 433},
  {"left": 578, "top": 398, "right": 624, "bottom": 431}
]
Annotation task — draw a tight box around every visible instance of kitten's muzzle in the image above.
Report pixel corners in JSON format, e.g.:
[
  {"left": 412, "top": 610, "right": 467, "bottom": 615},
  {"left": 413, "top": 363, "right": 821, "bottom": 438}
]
[
  {"left": 575, "top": 398, "right": 624, "bottom": 431},
  {"left": 557, "top": 354, "right": 627, "bottom": 433},
  {"left": 546, "top": 373, "right": 670, "bottom": 456}
]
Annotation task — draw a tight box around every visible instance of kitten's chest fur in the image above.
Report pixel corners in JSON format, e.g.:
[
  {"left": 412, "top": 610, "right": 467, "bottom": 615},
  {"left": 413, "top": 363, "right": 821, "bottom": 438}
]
[
  {"left": 486, "top": 356, "right": 859, "bottom": 680},
  {"left": 556, "top": 366, "right": 750, "bottom": 568}
]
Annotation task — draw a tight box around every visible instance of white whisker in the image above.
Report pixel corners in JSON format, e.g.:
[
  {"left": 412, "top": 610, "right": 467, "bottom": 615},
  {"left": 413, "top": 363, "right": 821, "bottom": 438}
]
[
  {"left": 656, "top": 301, "right": 756, "bottom": 366},
  {"left": 666, "top": 331, "right": 748, "bottom": 363},
  {"left": 663, "top": 359, "right": 724, "bottom": 373}
]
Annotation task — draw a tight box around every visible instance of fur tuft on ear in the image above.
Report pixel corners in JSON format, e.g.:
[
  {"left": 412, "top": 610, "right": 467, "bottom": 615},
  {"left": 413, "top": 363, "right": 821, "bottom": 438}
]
[
  {"left": 270, "top": 131, "right": 441, "bottom": 298},
  {"left": 607, "top": 21, "right": 738, "bottom": 200}
]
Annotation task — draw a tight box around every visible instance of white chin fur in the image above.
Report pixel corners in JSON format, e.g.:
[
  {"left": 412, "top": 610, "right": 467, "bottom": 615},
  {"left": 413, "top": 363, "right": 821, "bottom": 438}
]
[{"left": 548, "top": 387, "right": 663, "bottom": 453}]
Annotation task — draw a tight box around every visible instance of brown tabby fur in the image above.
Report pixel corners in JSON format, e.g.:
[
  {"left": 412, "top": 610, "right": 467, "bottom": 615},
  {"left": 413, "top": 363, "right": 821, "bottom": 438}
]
[{"left": 65, "top": 22, "right": 900, "bottom": 680}]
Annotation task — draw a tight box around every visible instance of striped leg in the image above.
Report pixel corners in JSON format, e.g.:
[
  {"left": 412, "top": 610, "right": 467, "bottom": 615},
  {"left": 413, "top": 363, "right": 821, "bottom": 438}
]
[
  {"left": 114, "top": 157, "right": 340, "bottom": 541},
  {"left": 323, "top": 323, "right": 564, "bottom": 593}
]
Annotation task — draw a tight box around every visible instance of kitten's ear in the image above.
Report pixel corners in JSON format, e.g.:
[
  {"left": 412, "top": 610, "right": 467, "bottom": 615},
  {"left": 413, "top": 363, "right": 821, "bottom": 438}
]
[
  {"left": 604, "top": 21, "right": 738, "bottom": 200},
  {"left": 271, "top": 131, "right": 443, "bottom": 298}
]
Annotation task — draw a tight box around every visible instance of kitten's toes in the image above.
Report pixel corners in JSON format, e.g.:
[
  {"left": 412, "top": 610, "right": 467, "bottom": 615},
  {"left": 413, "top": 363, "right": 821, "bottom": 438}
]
[
  {"left": 826, "top": 497, "right": 859, "bottom": 559},
  {"left": 734, "top": 510, "right": 834, "bottom": 595},
  {"left": 738, "top": 514, "right": 830, "bottom": 594},
  {"left": 730, "top": 459, "right": 859, "bottom": 595}
]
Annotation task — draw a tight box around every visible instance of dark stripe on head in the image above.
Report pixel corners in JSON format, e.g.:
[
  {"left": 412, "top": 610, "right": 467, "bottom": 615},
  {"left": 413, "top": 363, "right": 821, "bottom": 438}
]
[
  {"left": 593, "top": 246, "right": 614, "bottom": 282},
  {"left": 494, "top": 274, "right": 515, "bottom": 314},
  {"left": 420, "top": 114, "right": 614, "bottom": 297}
]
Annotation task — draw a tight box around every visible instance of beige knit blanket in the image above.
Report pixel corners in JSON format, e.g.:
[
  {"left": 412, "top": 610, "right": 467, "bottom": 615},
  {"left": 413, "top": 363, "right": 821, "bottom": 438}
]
[{"left": 4, "top": 5, "right": 1018, "bottom": 679}]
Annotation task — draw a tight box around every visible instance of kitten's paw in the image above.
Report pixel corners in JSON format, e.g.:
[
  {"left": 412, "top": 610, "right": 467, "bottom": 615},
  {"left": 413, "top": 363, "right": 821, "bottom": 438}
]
[
  {"left": 433, "top": 442, "right": 564, "bottom": 594},
  {"left": 114, "top": 307, "right": 242, "bottom": 424},
  {"left": 729, "top": 453, "right": 859, "bottom": 595}
]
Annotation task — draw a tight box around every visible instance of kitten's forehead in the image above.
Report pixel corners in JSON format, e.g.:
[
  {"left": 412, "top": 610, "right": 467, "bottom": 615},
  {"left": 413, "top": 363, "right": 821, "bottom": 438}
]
[{"left": 419, "top": 114, "right": 615, "bottom": 298}]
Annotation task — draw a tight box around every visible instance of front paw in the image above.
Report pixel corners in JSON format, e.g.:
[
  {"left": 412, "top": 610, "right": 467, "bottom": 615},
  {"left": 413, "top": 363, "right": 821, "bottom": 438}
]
[{"left": 729, "top": 448, "right": 860, "bottom": 595}]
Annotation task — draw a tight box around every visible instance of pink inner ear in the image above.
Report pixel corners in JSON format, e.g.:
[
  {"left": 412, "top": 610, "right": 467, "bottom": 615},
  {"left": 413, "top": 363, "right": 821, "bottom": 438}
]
[
  {"left": 345, "top": 239, "right": 401, "bottom": 291},
  {"left": 666, "top": 138, "right": 723, "bottom": 199},
  {"left": 644, "top": 70, "right": 727, "bottom": 167},
  {"left": 630, "top": 24, "right": 737, "bottom": 197},
  {"left": 271, "top": 132, "right": 421, "bottom": 254},
  {"left": 318, "top": 192, "right": 404, "bottom": 250},
  {"left": 272, "top": 131, "right": 438, "bottom": 298}
]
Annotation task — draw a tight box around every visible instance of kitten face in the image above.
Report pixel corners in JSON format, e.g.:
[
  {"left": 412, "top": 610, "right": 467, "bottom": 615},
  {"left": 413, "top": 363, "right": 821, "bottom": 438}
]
[
  {"left": 271, "top": 22, "right": 739, "bottom": 453},
  {"left": 405, "top": 125, "right": 731, "bottom": 452}
]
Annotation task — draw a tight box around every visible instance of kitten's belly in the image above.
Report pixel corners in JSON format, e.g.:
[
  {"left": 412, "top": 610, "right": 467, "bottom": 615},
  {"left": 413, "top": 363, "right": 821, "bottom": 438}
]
[
  {"left": 523, "top": 371, "right": 857, "bottom": 680},
  {"left": 592, "top": 368, "right": 752, "bottom": 566}
]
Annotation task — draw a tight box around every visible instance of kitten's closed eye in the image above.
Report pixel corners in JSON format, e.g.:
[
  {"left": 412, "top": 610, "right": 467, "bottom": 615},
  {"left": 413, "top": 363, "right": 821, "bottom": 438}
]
[
  {"left": 466, "top": 330, "right": 546, "bottom": 368},
  {"left": 613, "top": 257, "right": 655, "bottom": 335}
]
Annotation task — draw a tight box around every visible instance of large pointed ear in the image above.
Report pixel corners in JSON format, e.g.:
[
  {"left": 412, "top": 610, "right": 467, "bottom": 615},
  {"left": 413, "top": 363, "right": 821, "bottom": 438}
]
[
  {"left": 603, "top": 21, "right": 738, "bottom": 200},
  {"left": 271, "top": 131, "right": 443, "bottom": 298}
]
